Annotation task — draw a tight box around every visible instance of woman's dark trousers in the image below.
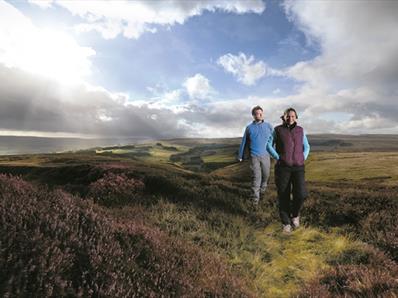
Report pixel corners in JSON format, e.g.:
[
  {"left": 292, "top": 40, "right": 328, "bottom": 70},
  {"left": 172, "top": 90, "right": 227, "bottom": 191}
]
[{"left": 274, "top": 165, "right": 307, "bottom": 225}]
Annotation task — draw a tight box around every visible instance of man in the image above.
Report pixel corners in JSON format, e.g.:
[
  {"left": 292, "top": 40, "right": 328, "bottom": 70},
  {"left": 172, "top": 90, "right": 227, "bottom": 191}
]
[
  {"left": 267, "top": 107, "right": 310, "bottom": 233},
  {"left": 238, "top": 105, "right": 273, "bottom": 206}
]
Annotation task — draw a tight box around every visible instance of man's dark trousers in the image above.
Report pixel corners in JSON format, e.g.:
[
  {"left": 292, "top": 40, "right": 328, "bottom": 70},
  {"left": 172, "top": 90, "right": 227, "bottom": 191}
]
[{"left": 274, "top": 165, "right": 307, "bottom": 225}]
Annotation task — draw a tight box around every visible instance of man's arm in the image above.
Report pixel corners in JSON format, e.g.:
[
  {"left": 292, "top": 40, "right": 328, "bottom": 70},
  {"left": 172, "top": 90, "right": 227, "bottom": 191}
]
[
  {"left": 266, "top": 130, "right": 279, "bottom": 160},
  {"left": 303, "top": 131, "right": 310, "bottom": 160},
  {"left": 238, "top": 126, "right": 249, "bottom": 161}
]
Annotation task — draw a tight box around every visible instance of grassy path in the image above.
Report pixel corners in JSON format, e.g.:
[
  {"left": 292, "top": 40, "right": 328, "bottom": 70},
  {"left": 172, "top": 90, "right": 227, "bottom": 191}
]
[{"left": 113, "top": 199, "right": 374, "bottom": 297}]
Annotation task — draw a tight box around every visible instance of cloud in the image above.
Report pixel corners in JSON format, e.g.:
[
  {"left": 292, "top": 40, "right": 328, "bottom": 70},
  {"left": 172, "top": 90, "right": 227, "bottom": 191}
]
[
  {"left": 0, "top": 64, "right": 191, "bottom": 138},
  {"left": 0, "top": 61, "right": 275, "bottom": 139},
  {"left": 1, "top": 0, "right": 271, "bottom": 139},
  {"left": 0, "top": 1, "right": 95, "bottom": 84},
  {"left": 3, "top": 0, "right": 398, "bottom": 139},
  {"left": 183, "top": 73, "right": 214, "bottom": 100},
  {"left": 272, "top": 88, "right": 281, "bottom": 95},
  {"left": 147, "top": 88, "right": 187, "bottom": 112},
  {"left": 277, "top": 0, "right": 398, "bottom": 133},
  {"left": 30, "top": 0, "right": 266, "bottom": 39},
  {"left": 0, "top": 1, "right": 192, "bottom": 139},
  {"left": 27, "top": 0, "right": 54, "bottom": 9},
  {"left": 217, "top": 52, "right": 282, "bottom": 86}
]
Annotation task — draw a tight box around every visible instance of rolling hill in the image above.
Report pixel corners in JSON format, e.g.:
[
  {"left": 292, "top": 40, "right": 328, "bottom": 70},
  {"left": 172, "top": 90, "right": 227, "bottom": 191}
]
[{"left": 0, "top": 135, "right": 397, "bottom": 297}]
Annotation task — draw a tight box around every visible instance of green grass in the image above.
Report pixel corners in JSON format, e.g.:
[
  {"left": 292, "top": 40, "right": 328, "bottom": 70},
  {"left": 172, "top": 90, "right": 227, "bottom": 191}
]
[
  {"left": 305, "top": 151, "right": 398, "bottom": 184},
  {"left": 211, "top": 151, "right": 398, "bottom": 186},
  {"left": 0, "top": 152, "right": 116, "bottom": 166},
  {"left": 114, "top": 199, "right": 371, "bottom": 298},
  {"left": 202, "top": 153, "right": 236, "bottom": 163},
  {"left": 95, "top": 142, "right": 191, "bottom": 163}
]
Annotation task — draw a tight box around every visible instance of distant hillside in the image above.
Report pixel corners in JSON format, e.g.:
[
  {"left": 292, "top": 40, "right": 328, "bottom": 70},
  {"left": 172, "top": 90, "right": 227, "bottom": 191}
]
[
  {"left": 163, "top": 134, "right": 398, "bottom": 152},
  {"left": 0, "top": 136, "right": 152, "bottom": 155},
  {"left": 1, "top": 134, "right": 398, "bottom": 155},
  {"left": 307, "top": 134, "right": 398, "bottom": 151}
]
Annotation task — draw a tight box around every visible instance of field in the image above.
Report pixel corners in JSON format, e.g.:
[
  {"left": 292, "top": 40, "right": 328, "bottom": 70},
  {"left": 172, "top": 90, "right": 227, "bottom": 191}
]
[{"left": 0, "top": 135, "right": 397, "bottom": 297}]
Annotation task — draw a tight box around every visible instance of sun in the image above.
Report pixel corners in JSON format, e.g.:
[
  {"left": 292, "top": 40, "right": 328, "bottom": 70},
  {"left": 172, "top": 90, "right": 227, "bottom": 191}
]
[
  {"left": 16, "top": 28, "right": 95, "bottom": 85},
  {"left": 0, "top": 2, "right": 95, "bottom": 85}
]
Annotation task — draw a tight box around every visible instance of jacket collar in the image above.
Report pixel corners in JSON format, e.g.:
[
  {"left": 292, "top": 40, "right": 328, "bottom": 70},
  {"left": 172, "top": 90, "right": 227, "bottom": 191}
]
[{"left": 284, "top": 121, "right": 297, "bottom": 129}]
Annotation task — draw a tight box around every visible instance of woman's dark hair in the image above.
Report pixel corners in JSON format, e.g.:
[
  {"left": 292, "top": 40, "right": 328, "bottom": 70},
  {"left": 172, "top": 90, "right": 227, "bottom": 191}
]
[
  {"left": 251, "top": 105, "right": 263, "bottom": 116},
  {"left": 284, "top": 107, "right": 298, "bottom": 119}
]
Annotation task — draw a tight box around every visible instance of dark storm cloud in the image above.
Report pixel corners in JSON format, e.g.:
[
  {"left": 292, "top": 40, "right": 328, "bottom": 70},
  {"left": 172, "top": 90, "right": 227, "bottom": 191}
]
[{"left": 0, "top": 65, "right": 190, "bottom": 138}]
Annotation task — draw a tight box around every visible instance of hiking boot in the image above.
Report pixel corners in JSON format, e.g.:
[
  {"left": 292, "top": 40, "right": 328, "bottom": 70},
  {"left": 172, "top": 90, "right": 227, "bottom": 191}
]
[
  {"left": 252, "top": 198, "right": 259, "bottom": 207},
  {"left": 282, "top": 224, "right": 292, "bottom": 234},
  {"left": 291, "top": 216, "right": 300, "bottom": 229}
]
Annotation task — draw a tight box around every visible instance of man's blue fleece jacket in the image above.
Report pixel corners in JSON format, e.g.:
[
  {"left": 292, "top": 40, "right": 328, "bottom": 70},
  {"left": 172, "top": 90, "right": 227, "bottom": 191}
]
[{"left": 238, "top": 120, "right": 273, "bottom": 159}]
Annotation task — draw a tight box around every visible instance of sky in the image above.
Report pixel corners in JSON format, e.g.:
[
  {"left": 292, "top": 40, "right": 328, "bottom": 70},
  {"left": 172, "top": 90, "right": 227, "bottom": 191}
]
[{"left": 0, "top": 0, "right": 397, "bottom": 139}]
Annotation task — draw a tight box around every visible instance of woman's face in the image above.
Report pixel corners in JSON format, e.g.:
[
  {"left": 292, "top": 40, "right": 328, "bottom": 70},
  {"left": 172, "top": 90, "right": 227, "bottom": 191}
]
[{"left": 286, "top": 111, "right": 296, "bottom": 125}]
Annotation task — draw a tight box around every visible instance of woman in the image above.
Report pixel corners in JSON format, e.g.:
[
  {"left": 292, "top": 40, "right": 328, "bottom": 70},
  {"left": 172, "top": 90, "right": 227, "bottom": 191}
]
[{"left": 267, "top": 108, "right": 310, "bottom": 233}]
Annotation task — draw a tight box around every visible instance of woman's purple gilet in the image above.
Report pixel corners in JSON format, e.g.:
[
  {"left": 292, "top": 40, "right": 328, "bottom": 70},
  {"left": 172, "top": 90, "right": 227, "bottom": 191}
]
[{"left": 275, "top": 124, "right": 304, "bottom": 166}]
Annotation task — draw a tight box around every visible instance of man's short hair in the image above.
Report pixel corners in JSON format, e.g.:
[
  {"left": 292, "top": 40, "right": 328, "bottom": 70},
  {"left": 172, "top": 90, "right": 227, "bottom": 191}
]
[
  {"left": 251, "top": 105, "right": 263, "bottom": 116},
  {"left": 284, "top": 107, "right": 298, "bottom": 119}
]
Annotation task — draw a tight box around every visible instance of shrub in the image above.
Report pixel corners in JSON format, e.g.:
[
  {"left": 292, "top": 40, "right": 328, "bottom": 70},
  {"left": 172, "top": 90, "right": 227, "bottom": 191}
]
[
  {"left": 299, "top": 263, "right": 398, "bottom": 297},
  {"left": 0, "top": 174, "right": 252, "bottom": 297},
  {"left": 88, "top": 172, "right": 145, "bottom": 206},
  {"left": 298, "top": 242, "right": 398, "bottom": 297},
  {"left": 143, "top": 174, "right": 189, "bottom": 198},
  {"left": 303, "top": 183, "right": 398, "bottom": 261},
  {"left": 360, "top": 210, "right": 398, "bottom": 261}
]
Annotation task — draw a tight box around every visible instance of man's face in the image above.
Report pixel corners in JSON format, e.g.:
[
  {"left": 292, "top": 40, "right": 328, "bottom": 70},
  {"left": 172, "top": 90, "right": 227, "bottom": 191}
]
[
  {"left": 253, "top": 109, "right": 263, "bottom": 121},
  {"left": 286, "top": 111, "right": 296, "bottom": 125}
]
